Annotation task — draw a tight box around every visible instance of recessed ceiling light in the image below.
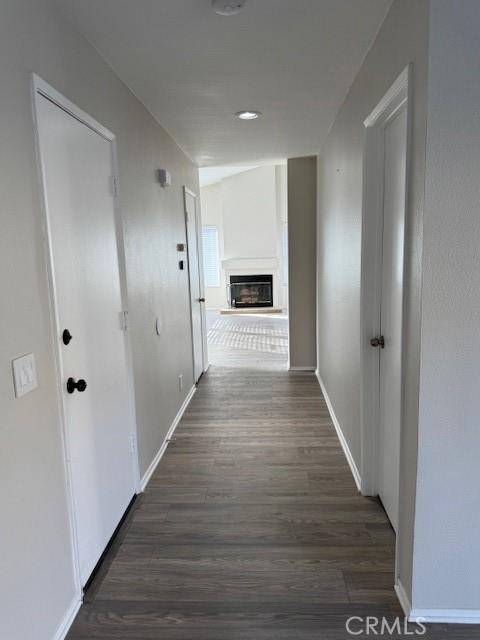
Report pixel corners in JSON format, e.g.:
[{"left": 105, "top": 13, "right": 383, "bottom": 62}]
[
  {"left": 212, "top": 0, "right": 246, "bottom": 16},
  {"left": 235, "top": 110, "right": 262, "bottom": 120}
]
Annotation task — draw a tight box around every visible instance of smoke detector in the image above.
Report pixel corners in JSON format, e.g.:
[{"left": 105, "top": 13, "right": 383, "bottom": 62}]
[{"left": 212, "top": 0, "right": 246, "bottom": 16}]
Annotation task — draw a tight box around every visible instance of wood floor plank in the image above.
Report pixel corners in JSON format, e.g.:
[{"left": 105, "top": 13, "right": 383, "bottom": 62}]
[{"left": 67, "top": 312, "right": 475, "bottom": 639}]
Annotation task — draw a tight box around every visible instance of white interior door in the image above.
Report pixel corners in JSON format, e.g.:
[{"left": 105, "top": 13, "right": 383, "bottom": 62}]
[
  {"left": 36, "top": 93, "right": 136, "bottom": 584},
  {"left": 184, "top": 188, "right": 206, "bottom": 382},
  {"left": 377, "top": 106, "right": 407, "bottom": 532}
]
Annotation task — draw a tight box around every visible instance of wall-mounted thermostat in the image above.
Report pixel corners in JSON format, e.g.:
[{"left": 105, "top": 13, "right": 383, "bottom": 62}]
[{"left": 157, "top": 169, "right": 172, "bottom": 187}]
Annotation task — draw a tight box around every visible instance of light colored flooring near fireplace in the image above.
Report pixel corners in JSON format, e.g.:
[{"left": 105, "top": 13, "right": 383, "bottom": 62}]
[
  {"left": 206, "top": 309, "right": 289, "bottom": 369},
  {"left": 66, "top": 312, "right": 474, "bottom": 639}
]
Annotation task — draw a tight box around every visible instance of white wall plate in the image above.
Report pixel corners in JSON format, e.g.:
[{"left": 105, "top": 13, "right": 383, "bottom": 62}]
[{"left": 12, "top": 353, "right": 38, "bottom": 398}]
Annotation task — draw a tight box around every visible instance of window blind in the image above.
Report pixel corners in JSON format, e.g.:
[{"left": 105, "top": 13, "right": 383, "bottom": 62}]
[{"left": 202, "top": 225, "right": 220, "bottom": 287}]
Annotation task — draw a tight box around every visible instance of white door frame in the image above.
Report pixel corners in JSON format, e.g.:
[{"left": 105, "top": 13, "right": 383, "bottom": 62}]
[
  {"left": 359, "top": 65, "right": 411, "bottom": 498},
  {"left": 31, "top": 74, "right": 140, "bottom": 595},
  {"left": 183, "top": 186, "right": 208, "bottom": 377}
]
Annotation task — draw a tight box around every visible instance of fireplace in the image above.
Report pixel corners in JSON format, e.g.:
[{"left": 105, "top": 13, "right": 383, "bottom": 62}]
[{"left": 229, "top": 274, "right": 273, "bottom": 308}]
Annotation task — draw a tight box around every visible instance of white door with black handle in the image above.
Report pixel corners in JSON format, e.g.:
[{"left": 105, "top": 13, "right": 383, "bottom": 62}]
[
  {"left": 35, "top": 91, "right": 137, "bottom": 585},
  {"left": 184, "top": 187, "right": 207, "bottom": 382},
  {"left": 370, "top": 105, "right": 407, "bottom": 533}
]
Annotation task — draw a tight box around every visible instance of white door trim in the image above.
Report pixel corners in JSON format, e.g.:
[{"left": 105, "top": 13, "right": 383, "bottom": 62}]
[
  {"left": 359, "top": 65, "right": 411, "bottom": 498},
  {"left": 30, "top": 74, "right": 140, "bottom": 598},
  {"left": 183, "top": 186, "right": 209, "bottom": 377},
  {"left": 196, "top": 194, "right": 209, "bottom": 373}
]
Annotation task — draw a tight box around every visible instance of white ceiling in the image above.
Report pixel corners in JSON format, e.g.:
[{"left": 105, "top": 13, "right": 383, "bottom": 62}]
[
  {"left": 199, "top": 165, "right": 258, "bottom": 187},
  {"left": 59, "top": 0, "right": 392, "bottom": 167}
]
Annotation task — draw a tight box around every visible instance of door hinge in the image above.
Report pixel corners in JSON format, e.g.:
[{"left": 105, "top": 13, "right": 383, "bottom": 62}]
[
  {"left": 119, "top": 310, "right": 128, "bottom": 331},
  {"left": 110, "top": 175, "right": 118, "bottom": 197}
]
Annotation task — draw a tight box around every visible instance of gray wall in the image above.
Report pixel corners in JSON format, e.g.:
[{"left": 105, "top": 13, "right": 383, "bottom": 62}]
[
  {"left": 412, "top": 0, "right": 480, "bottom": 612},
  {"left": 288, "top": 156, "right": 317, "bottom": 369},
  {"left": 0, "top": 0, "right": 198, "bottom": 638},
  {"left": 316, "top": 0, "right": 429, "bottom": 602}
]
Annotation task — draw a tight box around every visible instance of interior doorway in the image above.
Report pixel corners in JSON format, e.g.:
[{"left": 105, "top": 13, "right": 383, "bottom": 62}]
[
  {"left": 198, "top": 165, "right": 289, "bottom": 370},
  {"left": 360, "top": 67, "right": 410, "bottom": 533},
  {"left": 33, "top": 77, "right": 138, "bottom": 586}
]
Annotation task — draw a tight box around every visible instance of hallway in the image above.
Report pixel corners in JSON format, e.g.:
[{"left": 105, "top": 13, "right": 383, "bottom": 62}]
[
  {"left": 66, "top": 315, "right": 402, "bottom": 639},
  {"left": 5, "top": 1, "right": 480, "bottom": 636}
]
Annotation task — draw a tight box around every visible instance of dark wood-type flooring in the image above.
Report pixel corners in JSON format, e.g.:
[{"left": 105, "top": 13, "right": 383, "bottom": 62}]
[{"left": 67, "top": 313, "right": 478, "bottom": 639}]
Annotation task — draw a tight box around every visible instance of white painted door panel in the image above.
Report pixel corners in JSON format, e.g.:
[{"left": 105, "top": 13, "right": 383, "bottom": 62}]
[
  {"left": 378, "top": 106, "right": 407, "bottom": 532},
  {"left": 184, "top": 189, "right": 205, "bottom": 382},
  {"left": 36, "top": 95, "right": 135, "bottom": 584}
]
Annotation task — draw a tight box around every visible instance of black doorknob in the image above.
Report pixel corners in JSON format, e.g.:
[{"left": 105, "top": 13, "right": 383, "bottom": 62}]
[
  {"left": 370, "top": 336, "right": 385, "bottom": 348},
  {"left": 198, "top": 297, "right": 205, "bottom": 303},
  {"left": 67, "top": 377, "right": 87, "bottom": 394},
  {"left": 62, "top": 329, "right": 73, "bottom": 345}
]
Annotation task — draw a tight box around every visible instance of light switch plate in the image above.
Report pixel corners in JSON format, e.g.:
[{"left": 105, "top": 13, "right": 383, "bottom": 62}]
[{"left": 12, "top": 353, "right": 38, "bottom": 398}]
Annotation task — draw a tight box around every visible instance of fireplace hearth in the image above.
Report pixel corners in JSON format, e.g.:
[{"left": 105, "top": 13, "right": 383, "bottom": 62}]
[{"left": 229, "top": 274, "right": 273, "bottom": 308}]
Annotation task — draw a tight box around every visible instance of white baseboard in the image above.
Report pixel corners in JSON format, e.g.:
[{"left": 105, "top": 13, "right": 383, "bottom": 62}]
[
  {"left": 396, "top": 579, "right": 480, "bottom": 624},
  {"left": 288, "top": 366, "right": 316, "bottom": 371},
  {"left": 54, "top": 593, "right": 82, "bottom": 640},
  {"left": 139, "top": 384, "right": 196, "bottom": 491},
  {"left": 395, "top": 579, "right": 412, "bottom": 618},
  {"left": 315, "top": 370, "right": 362, "bottom": 492},
  {"left": 410, "top": 608, "right": 480, "bottom": 625}
]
